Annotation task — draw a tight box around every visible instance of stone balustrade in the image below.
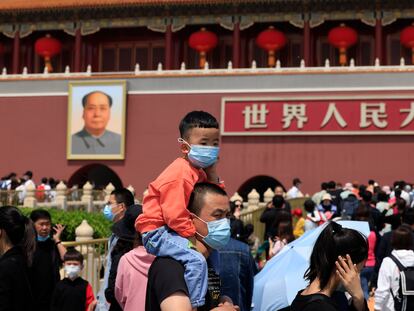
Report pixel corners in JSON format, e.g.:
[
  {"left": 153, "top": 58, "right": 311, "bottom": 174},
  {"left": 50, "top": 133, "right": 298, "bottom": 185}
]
[{"left": 8, "top": 182, "right": 137, "bottom": 211}]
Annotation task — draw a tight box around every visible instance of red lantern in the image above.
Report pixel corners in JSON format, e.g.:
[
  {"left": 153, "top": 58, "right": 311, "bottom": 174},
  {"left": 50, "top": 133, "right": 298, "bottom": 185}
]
[
  {"left": 189, "top": 28, "right": 218, "bottom": 68},
  {"left": 256, "top": 26, "right": 286, "bottom": 67},
  {"left": 328, "top": 24, "right": 358, "bottom": 66},
  {"left": 35, "top": 34, "right": 62, "bottom": 72},
  {"left": 400, "top": 25, "right": 414, "bottom": 64}
]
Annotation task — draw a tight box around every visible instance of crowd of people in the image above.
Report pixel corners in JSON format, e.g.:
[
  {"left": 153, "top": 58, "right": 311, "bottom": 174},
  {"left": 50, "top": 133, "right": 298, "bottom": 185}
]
[
  {"left": 250, "top": 178, "right": 414, "bottom": 311},
  {"left": 0, "top": 110, "right": 413, "bottom": 311},
  {"left": 0, "top": 171, "right": 78, "bottom": 204}
]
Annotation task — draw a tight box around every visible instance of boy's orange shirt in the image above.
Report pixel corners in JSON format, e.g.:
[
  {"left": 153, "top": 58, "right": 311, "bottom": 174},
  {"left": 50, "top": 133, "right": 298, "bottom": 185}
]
[{"left": 135, "top": 157, "right": 207, "bottom": 237}]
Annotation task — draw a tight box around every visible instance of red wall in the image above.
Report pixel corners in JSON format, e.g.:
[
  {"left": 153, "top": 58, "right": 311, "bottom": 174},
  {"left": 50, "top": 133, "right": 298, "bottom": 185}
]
[{"left": 1, "top": 93, "right": 413, "bottom": 198}]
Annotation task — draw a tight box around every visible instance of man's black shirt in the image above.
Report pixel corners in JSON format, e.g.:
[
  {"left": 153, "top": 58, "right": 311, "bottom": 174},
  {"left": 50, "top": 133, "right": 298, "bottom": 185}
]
[{"left": 145, "top": 257, "right": 220, "bottom": 311}]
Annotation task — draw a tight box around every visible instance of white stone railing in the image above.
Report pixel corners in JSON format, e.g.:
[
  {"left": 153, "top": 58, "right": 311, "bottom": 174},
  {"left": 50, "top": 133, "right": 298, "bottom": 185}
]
[
  {"left": 0, "top": 182, "right": 137, "bottom": 212},
  {"left": 1, "top": 57, "right": 414, "bottom": 80}
]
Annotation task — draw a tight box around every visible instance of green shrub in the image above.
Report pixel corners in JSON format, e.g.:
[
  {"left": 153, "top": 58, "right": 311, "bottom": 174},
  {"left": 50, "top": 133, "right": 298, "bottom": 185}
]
[{"left": 20, "top": 208, "right": 112, "bottom": 241}]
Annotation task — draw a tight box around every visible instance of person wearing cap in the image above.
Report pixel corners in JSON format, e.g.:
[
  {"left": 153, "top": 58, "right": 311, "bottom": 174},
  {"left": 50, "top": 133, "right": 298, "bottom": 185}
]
[
  {"left": 105, "top": 204, "right": 150, "bottom": 311},
  {"left": 317, "top": 193, "right": 338, "bottom": 220},
  {"left": 292, "top": 208, "right": 305, "bottom": 238},
  {"left": 286, "top": 178, "right": 304, "bottom": 199},
  {"left": 96, "top": 188, "right": 134, "bottom": 311}
]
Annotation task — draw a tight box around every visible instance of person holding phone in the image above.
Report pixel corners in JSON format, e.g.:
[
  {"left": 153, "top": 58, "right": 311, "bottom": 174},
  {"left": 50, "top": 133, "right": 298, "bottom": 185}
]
[
  {"left": 290, "top": 222, "right": 369, "bottom": 311},
  {"left": 29, "top": 209, "right": 67, "bottom": 311}
]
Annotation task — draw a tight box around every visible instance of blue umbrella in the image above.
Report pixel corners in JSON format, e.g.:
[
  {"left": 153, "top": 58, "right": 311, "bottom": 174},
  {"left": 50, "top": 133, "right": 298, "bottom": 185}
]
[{"left": 252, "top": 221, "right": 370, "bottom": 311}]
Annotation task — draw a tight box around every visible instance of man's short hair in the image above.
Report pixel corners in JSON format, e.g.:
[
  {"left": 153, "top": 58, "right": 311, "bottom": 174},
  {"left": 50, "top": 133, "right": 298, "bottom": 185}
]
[
  {"left": 188, "top": 182, "right": 227, "bottom": 216},
  {"left": 82, "top": 91, "right": 113, "bottom": 108},
  {"left": 272, "top": 195, "right": 285, "bottom": 209},
  {"left": 111, "top": 188, "right": 135, "bottom": 207},
  {"left": 327, "top": 181, "right": 336, "bottom": 189},
  {"left": 63, "top": 248, "right": 84, "bottom": 263},
  {"left": 30, "top": 209, "right": 51, "bottom": 223},
  {"left": 179, "top": 111, "right": 219, "bottom": 139}
]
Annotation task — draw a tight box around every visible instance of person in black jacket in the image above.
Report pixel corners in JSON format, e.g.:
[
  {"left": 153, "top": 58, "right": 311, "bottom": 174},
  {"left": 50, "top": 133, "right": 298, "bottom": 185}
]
[
  {"left": 260, "top": 195, "right": 285, "bottom": 240},
  {"left": 30, "top": 209, "right": 67, "bottom": 311},
  {"left": 0, "top": 205, "right": 36, "bottom": 311},
  {"left": 229, "top": 200, "right": 246, "bottom": 242}
]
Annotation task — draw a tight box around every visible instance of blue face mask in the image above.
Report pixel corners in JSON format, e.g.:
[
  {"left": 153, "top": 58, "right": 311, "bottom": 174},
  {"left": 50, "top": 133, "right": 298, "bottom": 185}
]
[
  {"left": 193, "top": 215, "right": 230, "bottom": 249},
  {"left": 103, "top": 204, "right": 114, "bottom": 221},
  {"left": 178, "top": 138, "right": 220, "bottom": 169},
  {"left": 37, "top": 235, "right": 50, "bottom": 242}
]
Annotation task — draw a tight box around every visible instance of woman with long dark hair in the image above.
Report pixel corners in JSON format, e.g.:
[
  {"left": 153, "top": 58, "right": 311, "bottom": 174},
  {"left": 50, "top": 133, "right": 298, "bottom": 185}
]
[
  {"left": 291, "top": 222, "right": 369, "bottom": 311},
  {"left": 0, "top": 205, "right": 36, "bottom": 310}
]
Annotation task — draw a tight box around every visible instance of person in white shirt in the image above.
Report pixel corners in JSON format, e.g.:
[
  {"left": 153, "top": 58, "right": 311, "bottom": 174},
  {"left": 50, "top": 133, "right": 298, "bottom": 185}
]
[
  {"left": 311, "top": 182, "right": 328, "bottom": 205},
  {"left": 303, "top": 199, "right": 326, "bottom": 231},
  {"left": 286, "top": 178, "right": 304, "bottom": 199},
  {"left": 375, "top": 224, "right": 414, "bottom": 311}
]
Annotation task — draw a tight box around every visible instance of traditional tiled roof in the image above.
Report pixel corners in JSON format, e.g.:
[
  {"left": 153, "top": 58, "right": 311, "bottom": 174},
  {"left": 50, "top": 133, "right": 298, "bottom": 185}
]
[{"left": 0, "top": 0, "right": 275, "bottom": 11}]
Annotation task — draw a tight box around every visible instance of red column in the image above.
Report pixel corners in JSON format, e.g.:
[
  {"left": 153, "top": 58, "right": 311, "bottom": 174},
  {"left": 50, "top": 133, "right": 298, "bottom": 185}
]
[
  {"left": 74, "top": 28, "right": 82, "bottom": 72},
  {"left": 12, "top": 31, "right": 20, "bottom": 74},
  {"left": 304, "top": 20, "right": 311, "bottom": 66},
  {"left": 375, "top": 18, "right": 383, "bottom": 64},
  {"left": 232, "top": 22, "right": 241, "bottom": 68},
  {"left": 165, "top": 24, "right": 173, "bottom": 70}
]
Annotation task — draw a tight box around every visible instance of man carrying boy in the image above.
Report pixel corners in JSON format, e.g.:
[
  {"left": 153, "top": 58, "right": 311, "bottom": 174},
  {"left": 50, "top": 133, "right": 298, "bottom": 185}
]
[
  {"left": 136, "top": 111, "right": 228, "bottom": 308},
  {"left": 51, "top": 248, "right": 95, "bottom": 311}
]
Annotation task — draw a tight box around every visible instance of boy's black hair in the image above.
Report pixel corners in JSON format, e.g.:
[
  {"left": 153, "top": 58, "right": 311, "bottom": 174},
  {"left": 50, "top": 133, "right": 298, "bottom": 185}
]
[
  {"left": 64, "top": 248, "right": 84, "bottom": 263},
  {"left": 30, "top": 209, "right": 51, "bottom": 223},
  {"left": 179, "top": 111, "right": 219, "bottom": 139},
  {"left": 304, "top": 222, "right": 368, "bottom": 290}
]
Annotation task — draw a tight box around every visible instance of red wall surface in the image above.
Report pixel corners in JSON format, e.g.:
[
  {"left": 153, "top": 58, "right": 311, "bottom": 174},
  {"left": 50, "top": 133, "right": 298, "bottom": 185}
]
[{"left": 1, "top": 93, "right": 413, "bottom": 198}]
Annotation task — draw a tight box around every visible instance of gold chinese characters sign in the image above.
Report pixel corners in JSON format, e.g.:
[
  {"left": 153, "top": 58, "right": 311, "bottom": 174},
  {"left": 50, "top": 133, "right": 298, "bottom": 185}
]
[{"left": 220, "top": 93, "right": 414, "bottom": 136}]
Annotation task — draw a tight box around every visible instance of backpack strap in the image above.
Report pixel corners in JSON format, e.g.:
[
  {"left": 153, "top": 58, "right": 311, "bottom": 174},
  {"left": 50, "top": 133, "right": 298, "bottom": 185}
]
[{"left": 389, "top": 254, "right": 406, "bottom": 272}]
